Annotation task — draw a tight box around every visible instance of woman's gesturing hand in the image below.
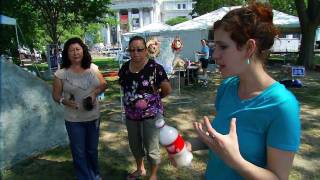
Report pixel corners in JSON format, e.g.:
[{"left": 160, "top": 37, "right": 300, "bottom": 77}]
[{"left": 193, "top": 116, "right": 244, "bottom": 170}]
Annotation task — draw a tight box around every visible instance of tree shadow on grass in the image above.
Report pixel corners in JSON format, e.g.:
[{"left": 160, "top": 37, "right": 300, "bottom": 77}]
[
  {"left": 292, "top": 86, "right": 320, "bottom": 110},
  {"left": 299, "top": 133, "right": 320, "bottom": 159},
  {"left": 99, "top": 148, "right": 132, "bottom": 179},
  {"left": 3, "top": 156, "right": 75, "bottom": 180},
  {"left": 291, "top": 166, "right": 320, "bottom": 180},
  {"left": 301, "top": 120, "right": 320, "bottom": 131},
  {"left": 4, "top": 66, "right": 319, "bottom": 179}
]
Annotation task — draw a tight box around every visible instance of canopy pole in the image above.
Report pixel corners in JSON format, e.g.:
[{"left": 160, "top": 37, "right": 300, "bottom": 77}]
[{"left": 15, "top": 25, "right": 20, "bottom": 48}]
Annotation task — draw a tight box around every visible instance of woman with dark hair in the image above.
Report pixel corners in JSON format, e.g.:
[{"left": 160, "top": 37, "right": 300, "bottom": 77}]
[
  {"left": 182, "top": 1, "right": 300, "bottom": 179},
  {"left": 119, "top": 35, "right": 172, "bottom": 180},
  {"left": 61, "top": 37, "right": 92, "bottom": 69},
  {"left": 52, "top": 37, "right": 106, "bottom": 180}
]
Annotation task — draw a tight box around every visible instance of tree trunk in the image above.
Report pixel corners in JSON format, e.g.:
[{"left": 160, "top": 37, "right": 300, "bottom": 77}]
[
  {"left": 298, "top": 25, "right": 316, "bottom": 69},
  {"left": 52, "top": 28, "right": 59, "bottom": 46}
]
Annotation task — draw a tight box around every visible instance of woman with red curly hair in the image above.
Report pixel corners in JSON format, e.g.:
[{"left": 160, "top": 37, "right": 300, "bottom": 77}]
[{"left": 183, "top": 1, "right": 300, "bottom": 179}]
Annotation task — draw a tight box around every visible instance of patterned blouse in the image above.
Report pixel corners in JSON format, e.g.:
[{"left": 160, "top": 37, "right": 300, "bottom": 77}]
[{"left": 119, "top": 59, "right": 169, "bottom": 121}]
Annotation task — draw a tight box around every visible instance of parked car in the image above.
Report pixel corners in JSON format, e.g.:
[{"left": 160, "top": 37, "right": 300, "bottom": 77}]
[
  {"left": 108, "top": 47, "right": 122, "bottom": 56},
  {"left": 101, "top": 47, "right": 122, "bottom": 57},
  {"left": 32, "top": 48, "right": 42, "bottom": 62},
  {"left": 18, "top": 46, "right": 31, "bottom": 59}
]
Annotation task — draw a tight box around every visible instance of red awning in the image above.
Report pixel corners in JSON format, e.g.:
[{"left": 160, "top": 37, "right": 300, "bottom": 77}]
[{"left": 120, "top": 15, "right": 128, "bottom": 24}]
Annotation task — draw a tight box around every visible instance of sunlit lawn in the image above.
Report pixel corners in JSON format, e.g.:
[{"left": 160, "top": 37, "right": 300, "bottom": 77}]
[
  {"left": 2, "top": 58, "right": 320, "bottom": 180},
  {"left": 25, "top": 57, "right": 117, "bottom": 73}
]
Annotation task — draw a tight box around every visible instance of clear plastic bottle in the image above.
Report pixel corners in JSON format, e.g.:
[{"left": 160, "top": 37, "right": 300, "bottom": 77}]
[{"left": 155, "top": 115, "right": 193, "bottom": 167}]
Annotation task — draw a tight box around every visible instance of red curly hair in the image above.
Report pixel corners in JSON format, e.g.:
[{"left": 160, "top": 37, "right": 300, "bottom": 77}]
[{"left": 213, "top": 1, "right": 279, "bottom": 60}]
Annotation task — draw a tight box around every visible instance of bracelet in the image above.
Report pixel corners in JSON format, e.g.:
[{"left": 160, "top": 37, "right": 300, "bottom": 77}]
[{"left": 59, "top": 97, "right": 64, "bottom": 106}]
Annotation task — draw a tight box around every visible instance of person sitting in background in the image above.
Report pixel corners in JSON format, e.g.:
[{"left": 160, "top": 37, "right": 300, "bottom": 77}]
[
  {"left": 181, "top": 1, "right": 300, "bottom": 179},
  {"left": 52, "top": 37, "right": 106, "bottom": 180}
]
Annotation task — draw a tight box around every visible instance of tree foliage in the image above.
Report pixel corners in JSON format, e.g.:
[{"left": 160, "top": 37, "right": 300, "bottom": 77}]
[
  {"left": 268, "top": 0, "right": 297, "bottom": 15},
  {"left": 0, "top": 0, "right": 114, "bottom": 56},
  {"left": 28, "top": 0, "right": 113, "bottom": 45},
  {"left": 165, "top": 17, "right": 189, "bottom": 26},
  {"left": 192, "top": 0, "right": 296, "bottom": 16},
  {"left": 85, "top": 23, "right": 104, "bottom": 46},
  {"left": 192, "top": 0, "right": 246, "bottom": 16},
  {"left": 0, "top": 0, "right": 45, "bottom": 55}
]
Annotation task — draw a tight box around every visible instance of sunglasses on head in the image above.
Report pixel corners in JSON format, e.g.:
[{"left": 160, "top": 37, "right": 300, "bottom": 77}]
[{"left": 127, "top": 48, "right": 145, "bottom": 53}]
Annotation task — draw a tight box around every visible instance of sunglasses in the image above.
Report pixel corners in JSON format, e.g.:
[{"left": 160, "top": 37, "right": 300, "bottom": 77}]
[{"left": 127, "top": 48, "right": 145, "bottom": 53}]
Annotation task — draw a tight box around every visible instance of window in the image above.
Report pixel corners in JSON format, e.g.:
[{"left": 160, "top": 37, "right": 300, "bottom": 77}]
[
  {"left": 132, "top": 8, "right": 139, "bottom": 14},
  {"left": 182, "top": 4, "right": 186, "bottom": 9},
  {"left": 208, "top": 30, "right": 214, "bottom": 42},
  {"left": 177, "top": 4, "right": 181, "bottom": 9}
]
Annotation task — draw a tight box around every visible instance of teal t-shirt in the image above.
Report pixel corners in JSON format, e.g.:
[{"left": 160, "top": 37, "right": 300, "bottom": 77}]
[
  {"left": 201, "top": 45, "right": 210, "bottom": 59},
  {"left": 205, "top": 77, "right": 301, "bottom": 180}
]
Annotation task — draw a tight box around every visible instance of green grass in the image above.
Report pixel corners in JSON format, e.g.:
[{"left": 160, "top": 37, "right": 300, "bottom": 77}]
[
  {"left": 268, "top": 54, "right": 298, "bottom": 64},
  {"left": 25, "top": 57, "right": 117, "bottom": 72},
  {"left": 19, "top": 54, "right": 320, "bottom": 73},
  {"left": 26, "top": 63, "right": 49, "bottom": 72},
  {"left": 3, "top": 60, "right": 320, "bottom": 179},
  {"left": 268, "top": 54, "right": 320, "bottom": 66},
  {"left": 268, "top": 54, "right": 284, "bottom": 61},
  {"left": 2, "top": 74, "right": 209, "bottom": 180},
  {"left": 92, "top": 57, "right": 118, "bottom": 71},
  {"left": 314, "top": 55, "right": 320, "bottom": 64},
  {"left": 2, "top": 146, "right": 74, "bottom": 180}
]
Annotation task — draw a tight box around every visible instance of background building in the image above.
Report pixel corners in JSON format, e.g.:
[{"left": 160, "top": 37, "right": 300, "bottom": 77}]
[{"left": 102, "top": 0, "right": 194, "bottom": 46}]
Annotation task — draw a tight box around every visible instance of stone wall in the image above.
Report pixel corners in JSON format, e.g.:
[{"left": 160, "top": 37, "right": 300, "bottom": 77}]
[{"left": 0, "top": 61, "right": 67, "bottom": 170}]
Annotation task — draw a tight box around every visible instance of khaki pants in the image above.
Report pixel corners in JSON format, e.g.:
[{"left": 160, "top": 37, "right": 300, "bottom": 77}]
[{"left": 126, "top": 117, "right": 161, "bottom": 165}]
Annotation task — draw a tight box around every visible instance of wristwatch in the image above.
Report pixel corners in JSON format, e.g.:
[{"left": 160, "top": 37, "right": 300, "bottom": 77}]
[{"left": 59, "top": 97, "right": 64, "bottom": 105}]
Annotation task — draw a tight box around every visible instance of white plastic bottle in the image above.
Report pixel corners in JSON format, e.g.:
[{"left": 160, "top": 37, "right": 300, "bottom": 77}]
[{"left": 155, "top": 115, "right": 193, "bottom": 167}]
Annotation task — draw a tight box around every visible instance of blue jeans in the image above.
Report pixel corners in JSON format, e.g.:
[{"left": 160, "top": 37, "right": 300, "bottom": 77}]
[{"left": 65, "top": 119, "right": 100, "bottom": 180}]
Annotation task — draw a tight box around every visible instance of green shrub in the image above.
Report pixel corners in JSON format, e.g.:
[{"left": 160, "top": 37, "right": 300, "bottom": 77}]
[
  {"left": 12, "top": 57, "right": 21, "bottom": 66},
  {"left": 314, "top": 55, "right": 320, "bottom": 64}
]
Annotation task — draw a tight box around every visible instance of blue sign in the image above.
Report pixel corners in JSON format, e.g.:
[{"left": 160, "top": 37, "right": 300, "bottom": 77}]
[
  {"left": 47, "top": 44, "right": 59, "bottom": 72},
  {"left": 98, "top": 92, "right": 105, "bottom": 101},
  {"left": 291, "top": 66, "right": 305, "bottom": 77}
]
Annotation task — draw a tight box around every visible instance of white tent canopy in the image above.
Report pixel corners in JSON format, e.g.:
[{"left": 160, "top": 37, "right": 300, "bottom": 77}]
[
  {"left": 168, "top": 6, "right": 300, "bottom": 59},
  {"left": 172, "top": 6, "right": 300, "bottom": 31},
  {"left": 131, "top": 22, "right": 172, "bottom": 33},
  {"left": 122, "top": 23, "right": 172, "bottom": 44},
  {"left": 272, "top": 10, "right": 300, "bottom": 29},
  {"left": 316, "top": 27, "right": 320, "bottom": 41},
  {"left": 0, "top": 14, "right": 20, "bottom": 48},
  {"left": 0, "top": 15, "right": 17, "bottom": 25},
  {"left": 122, "top": 6, "right": 301, "bottom": 60},
  {"left": 122, "top": 23, "right": 173, "bottom": 51},
  {"left": 173, "top": 7, "right": 235, "bottom": 31}
]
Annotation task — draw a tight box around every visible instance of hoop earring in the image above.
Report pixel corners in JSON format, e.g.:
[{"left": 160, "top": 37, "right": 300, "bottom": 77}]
[{"left": 246, "top": 58, "right": 251, "bottom": 65}]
